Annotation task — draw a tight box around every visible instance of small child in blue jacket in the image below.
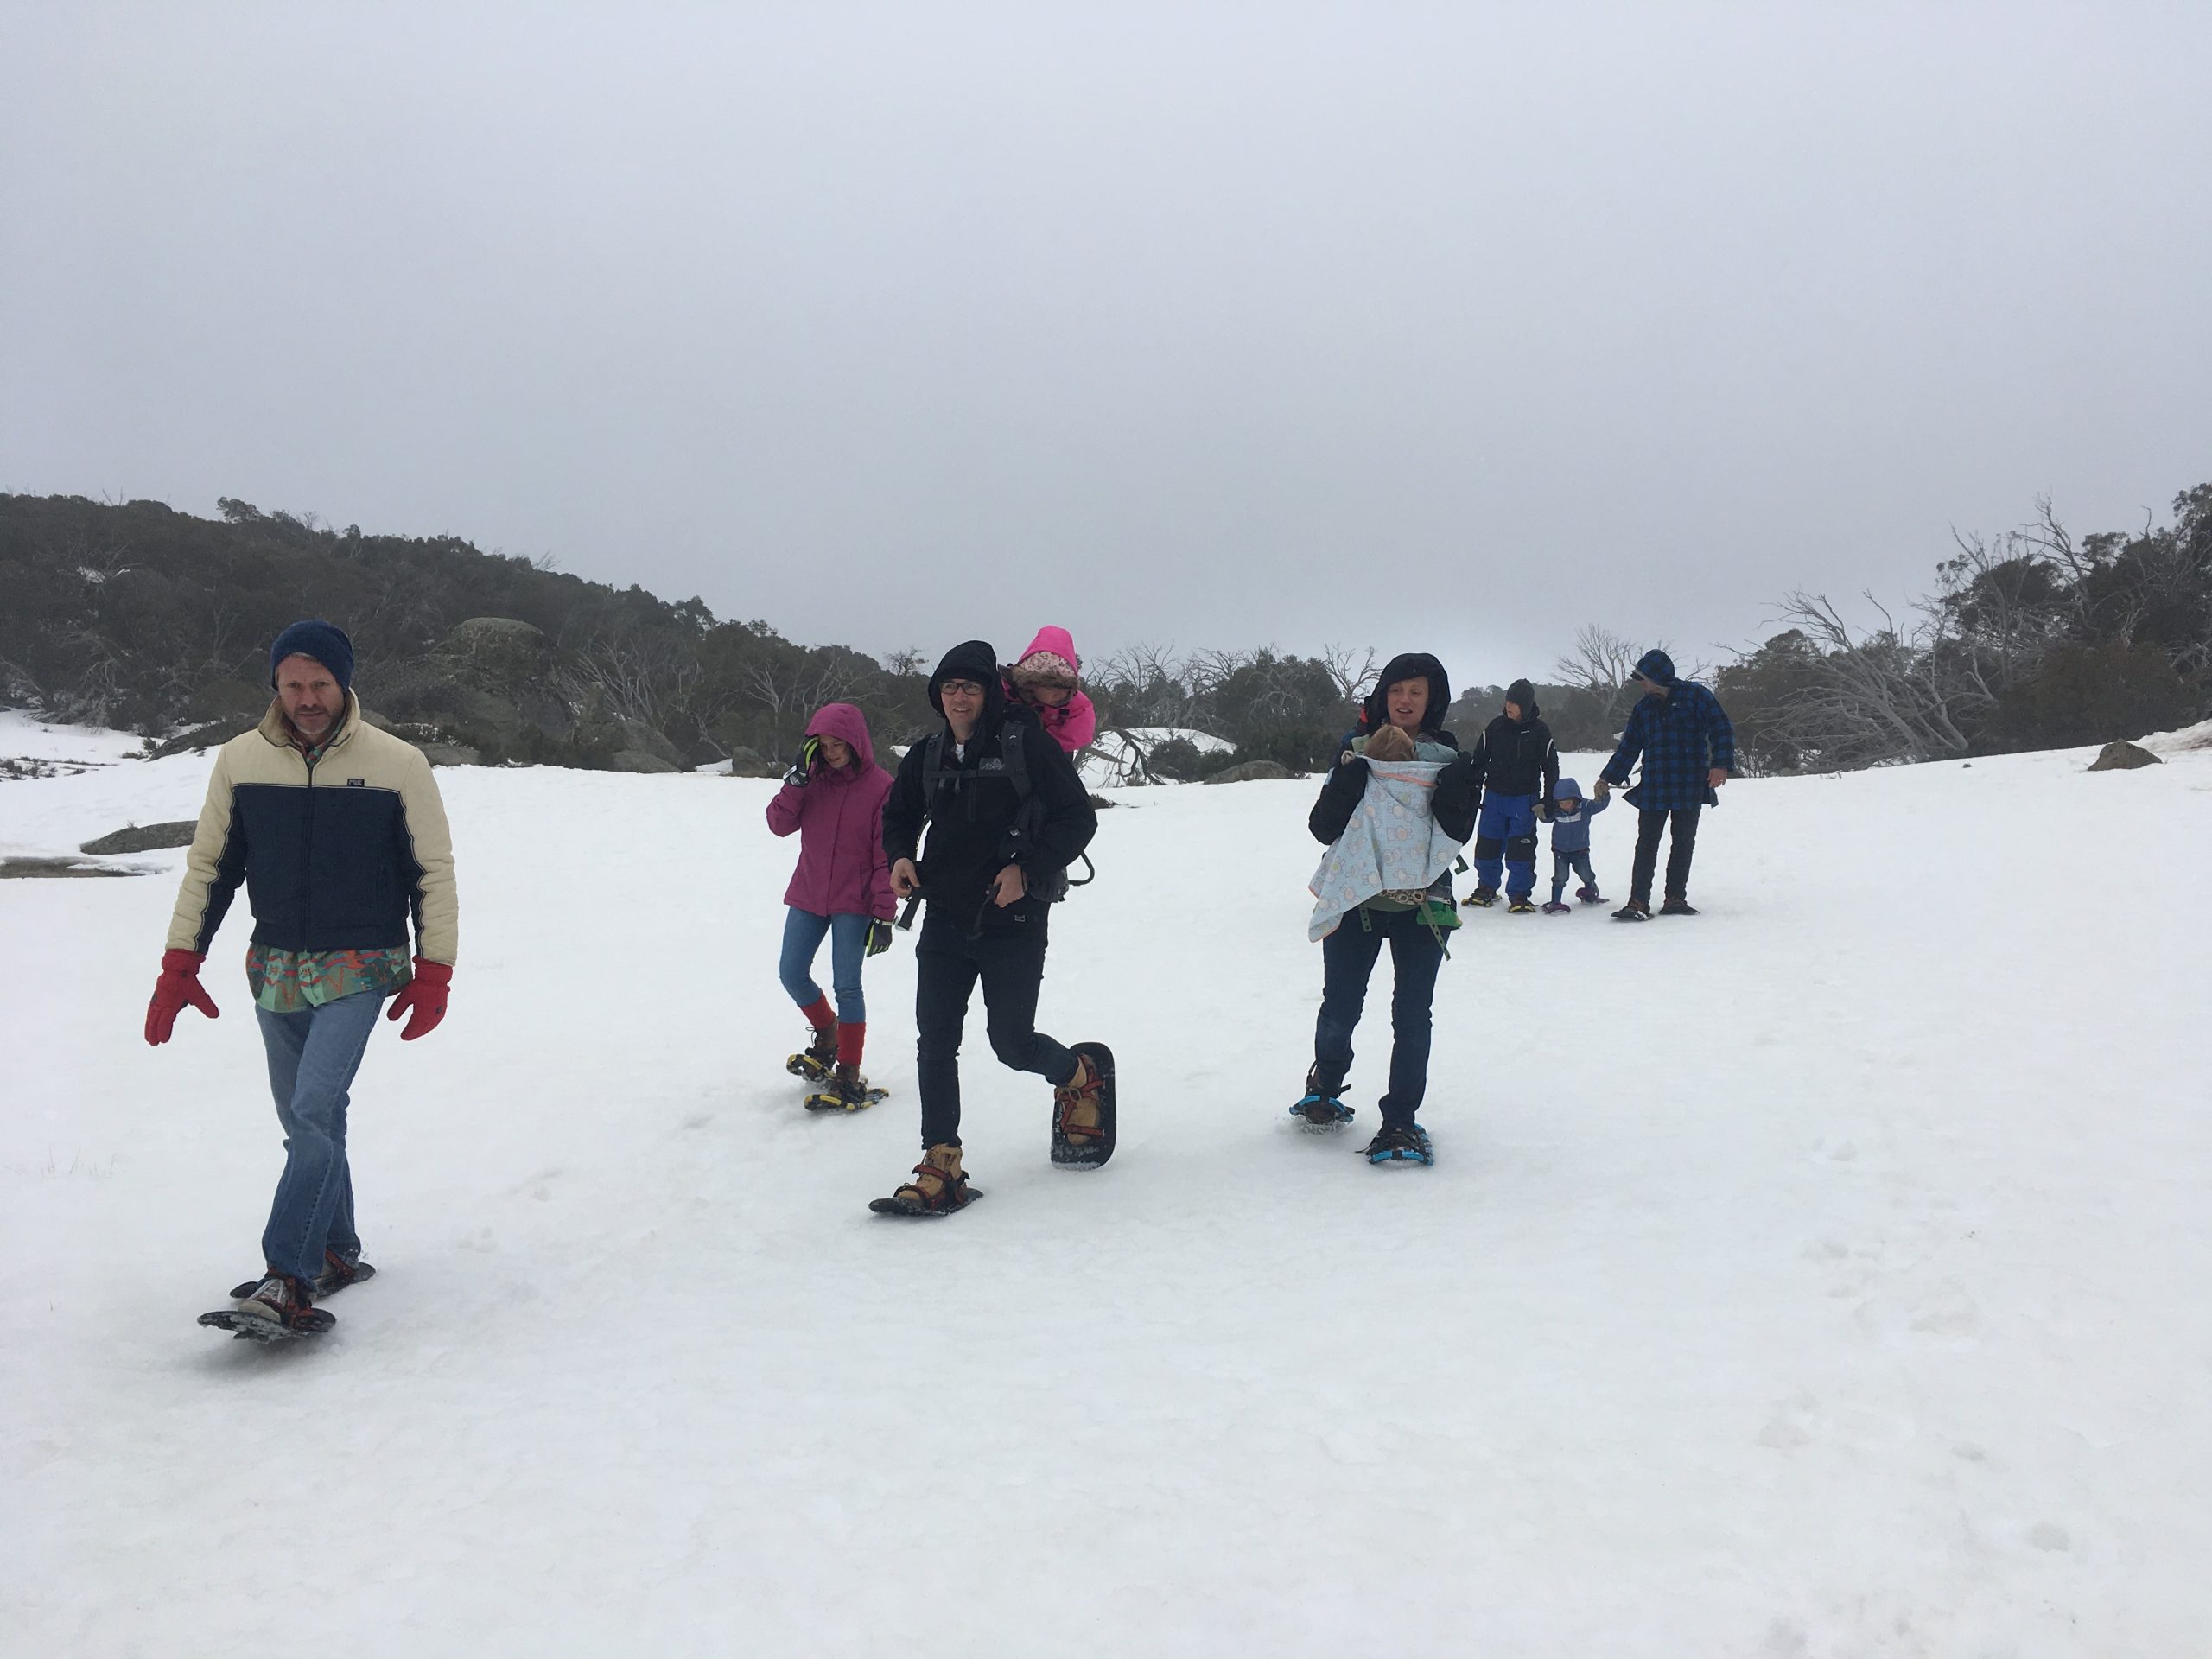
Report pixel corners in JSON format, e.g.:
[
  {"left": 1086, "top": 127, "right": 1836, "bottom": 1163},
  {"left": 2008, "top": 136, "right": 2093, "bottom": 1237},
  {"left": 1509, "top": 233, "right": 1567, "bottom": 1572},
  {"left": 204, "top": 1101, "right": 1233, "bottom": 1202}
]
[{"left": 1541, "top": 778, "right": 1610, "bottom": 913}]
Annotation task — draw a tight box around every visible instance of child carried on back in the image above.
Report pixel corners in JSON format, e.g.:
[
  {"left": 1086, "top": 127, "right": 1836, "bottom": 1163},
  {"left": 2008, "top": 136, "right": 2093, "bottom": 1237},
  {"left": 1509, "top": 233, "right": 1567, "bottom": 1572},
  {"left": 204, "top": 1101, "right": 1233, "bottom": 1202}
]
[{"left": 1541, "top": 777, "right": 1610, "bottom": 913}]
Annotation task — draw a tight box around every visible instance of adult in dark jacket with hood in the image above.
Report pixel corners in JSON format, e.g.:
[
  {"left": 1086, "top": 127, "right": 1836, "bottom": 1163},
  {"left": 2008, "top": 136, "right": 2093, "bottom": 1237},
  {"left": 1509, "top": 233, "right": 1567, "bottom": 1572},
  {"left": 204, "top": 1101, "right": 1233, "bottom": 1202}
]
[
  {"left": 875, "top": 640, "right": 1103, "bottom": 1214},
  {"left": 1300, "top": 652, "right": 1478, "bottom": 1165},
  {"left": 1463, "top": 677, "right": 1560, "bottom": 911},
  {"left": 1595, "top": 648, "right": 1736, "bottom": 919}
]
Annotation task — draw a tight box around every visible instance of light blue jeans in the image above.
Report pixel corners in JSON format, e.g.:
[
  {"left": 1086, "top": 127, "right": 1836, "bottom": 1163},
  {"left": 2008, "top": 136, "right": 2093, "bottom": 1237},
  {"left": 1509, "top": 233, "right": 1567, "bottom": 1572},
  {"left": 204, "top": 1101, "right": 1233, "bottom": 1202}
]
[
  {"left": 255, "top": 989, "right": 385, "bottom": 1283},
  {"left": 779, "top": 907, "right": 870, "bottom": 1024}
]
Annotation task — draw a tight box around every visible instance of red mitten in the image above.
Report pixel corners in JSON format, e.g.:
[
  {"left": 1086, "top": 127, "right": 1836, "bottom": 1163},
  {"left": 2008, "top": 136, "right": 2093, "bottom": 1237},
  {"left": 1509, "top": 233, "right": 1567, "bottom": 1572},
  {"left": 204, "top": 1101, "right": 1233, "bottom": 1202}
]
[
  {"left": 145, "top": 949, "right": 219, "bottom": 1046},
  {"left": 385, "top": 958, "right": 453, "bottom": 1041}
]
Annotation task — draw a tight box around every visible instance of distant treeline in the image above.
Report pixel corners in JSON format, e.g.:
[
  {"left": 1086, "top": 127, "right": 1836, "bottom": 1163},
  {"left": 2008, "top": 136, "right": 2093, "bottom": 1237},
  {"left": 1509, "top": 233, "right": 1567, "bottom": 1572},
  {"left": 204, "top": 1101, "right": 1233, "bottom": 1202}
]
[{"left": 3, "top": 486, "right": 2206, "bottom": 775}]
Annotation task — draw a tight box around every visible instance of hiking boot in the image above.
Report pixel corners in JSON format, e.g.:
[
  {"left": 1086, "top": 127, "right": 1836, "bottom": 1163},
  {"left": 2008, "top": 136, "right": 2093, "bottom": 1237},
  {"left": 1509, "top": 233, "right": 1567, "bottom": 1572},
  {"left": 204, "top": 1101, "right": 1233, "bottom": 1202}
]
[
  {"left": 1362, "top": 1122, "right": 1434, "bottom": 1166},
  {"left": 1506, "top": 894, "right": 1537, "bottom": 913},
  {"left": 231, "top": 1249, "right": 373, "bottom": 1303},
  {"left": 872, "top": 1143, "right": 976, "bottom": 1216},
  {"left": 1463, "top": 887, "right": 1498, "bottom": 908},
  {"left": 1611, "top": 899, "right": 1651, "bottom": 922},
  {"left": 1053, "top": 1052, "right": 1109, "bottom": 1150},
  {"left": 804, "top": 1062, "right": 877, "bottom": 1112},
  {"left": 1659, "top": 896, "right": 1700, "bottom": 916},
  {"left": 235, "top": 1271, "right": 321, "bottom": 1329},
  {"left": 1541, "top": 900, "right": 1572, "bottom": 915},
  {"left": 785, "top": 1023, "right": 836, "bottom": 1081},
  {"left": 1292, "top": 1063, "right": 1354, "bottom": 1129}
]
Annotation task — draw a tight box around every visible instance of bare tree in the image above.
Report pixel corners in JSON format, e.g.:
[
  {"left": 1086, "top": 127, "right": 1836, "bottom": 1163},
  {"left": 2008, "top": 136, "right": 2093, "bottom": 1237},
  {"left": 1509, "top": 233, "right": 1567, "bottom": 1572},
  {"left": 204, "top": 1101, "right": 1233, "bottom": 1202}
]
[
  {"left": 1553, "top": 624, "right": 1639, "bottom": 696},
  {"left": 1320, "top": 643, "right": 1379, "bottom": 703},
  {"left": 1765, "top": 590, "right": 1990, "bottom": 768}
]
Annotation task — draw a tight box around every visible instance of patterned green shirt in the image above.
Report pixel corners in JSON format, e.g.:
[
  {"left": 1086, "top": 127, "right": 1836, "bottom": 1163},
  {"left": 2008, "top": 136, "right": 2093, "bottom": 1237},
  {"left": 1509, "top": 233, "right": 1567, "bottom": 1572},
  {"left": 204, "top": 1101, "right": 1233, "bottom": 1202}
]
[{"left": 246, "top": 944, "right": 414, "bottom": 1013}]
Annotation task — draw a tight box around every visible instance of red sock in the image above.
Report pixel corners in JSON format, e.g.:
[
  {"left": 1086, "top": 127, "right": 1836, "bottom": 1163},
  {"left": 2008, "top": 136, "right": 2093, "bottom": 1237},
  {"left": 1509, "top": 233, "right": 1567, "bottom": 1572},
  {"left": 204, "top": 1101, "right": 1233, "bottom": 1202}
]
[
  {"left": 836, "top": 1021, "right": 865, "bottom": 1068},
  {"left": 799, "top": 996, "right": 834, "bottom": 1032}
]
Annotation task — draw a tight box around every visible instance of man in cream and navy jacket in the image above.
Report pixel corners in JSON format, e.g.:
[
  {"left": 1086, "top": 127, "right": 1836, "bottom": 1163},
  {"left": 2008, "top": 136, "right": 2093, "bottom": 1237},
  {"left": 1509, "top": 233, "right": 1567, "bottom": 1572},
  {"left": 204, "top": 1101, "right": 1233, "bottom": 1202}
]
[{"left": 145, "top": 620, "right": 459, "bottom": 1333}]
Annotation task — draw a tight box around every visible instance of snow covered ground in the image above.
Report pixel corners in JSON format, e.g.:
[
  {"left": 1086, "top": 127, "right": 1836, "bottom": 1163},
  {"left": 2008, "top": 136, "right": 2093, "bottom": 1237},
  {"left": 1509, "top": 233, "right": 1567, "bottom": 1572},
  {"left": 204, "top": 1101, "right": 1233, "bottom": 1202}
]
[{"left": 5, "top": 726, "right": 2210, "bottom": 1656}]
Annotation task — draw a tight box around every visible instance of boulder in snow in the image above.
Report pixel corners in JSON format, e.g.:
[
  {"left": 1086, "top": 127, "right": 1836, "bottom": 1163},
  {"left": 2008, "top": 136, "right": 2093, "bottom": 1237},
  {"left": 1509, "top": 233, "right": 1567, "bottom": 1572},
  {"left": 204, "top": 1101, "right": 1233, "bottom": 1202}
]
[
  {"left": 79, "top": 821, "right": 197, "bottom": 855},
  {"left": 1203, "top": 760, "right": 1294, "bottom": 784},
  {"left": 2088, "top": 741, "right": 2161, "bottom": 772}
]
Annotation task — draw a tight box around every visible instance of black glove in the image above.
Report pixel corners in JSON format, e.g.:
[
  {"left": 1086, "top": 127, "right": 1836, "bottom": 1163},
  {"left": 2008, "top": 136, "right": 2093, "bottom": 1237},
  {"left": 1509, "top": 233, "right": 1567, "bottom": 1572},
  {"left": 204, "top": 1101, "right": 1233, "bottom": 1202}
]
[
  {"left": 866, "top": 920, "right": 893, "bottom": 957},
  {"left": 782, "top": 736, "right": 821, "bottom": 788}
]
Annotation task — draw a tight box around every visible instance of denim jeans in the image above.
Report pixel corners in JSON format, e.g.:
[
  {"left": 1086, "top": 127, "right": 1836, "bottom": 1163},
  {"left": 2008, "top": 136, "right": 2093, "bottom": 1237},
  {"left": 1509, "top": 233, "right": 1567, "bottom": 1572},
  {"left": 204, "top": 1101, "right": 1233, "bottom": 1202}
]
[
  {"left": 1550, "top": 848, "right": 1597, "bottom": 901},
  {"left": 1313, "top": 906, "right": 1445, "bottom": 1128},
  {"left": 256, "top": 988, "right": 386, "bottom": 1283},
  {"left": 912, "top": 911, "right": 1074, "bottom": 1148},
  {"left": 778, "top": 906, "right": 871, "bottom": 1024}
]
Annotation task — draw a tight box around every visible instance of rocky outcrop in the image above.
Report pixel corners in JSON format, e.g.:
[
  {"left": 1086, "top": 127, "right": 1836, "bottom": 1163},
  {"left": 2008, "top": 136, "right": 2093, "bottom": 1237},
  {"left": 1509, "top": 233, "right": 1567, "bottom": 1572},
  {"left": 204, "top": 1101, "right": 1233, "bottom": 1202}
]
[
  {"left": 1202, "top": 760, "right": 1294, "bottom": 784},
  {"left": 2088, "top": 740, "right": 2162, "bottom": 771},
  {"left": 80, "top": 821, "right": 197, "bottom": 854},
  {"left": 372, "top": 617, "right": 583, "bottom": 762},
  {"left": 611, "top": 748, "right": 681, "bottom": 774}
]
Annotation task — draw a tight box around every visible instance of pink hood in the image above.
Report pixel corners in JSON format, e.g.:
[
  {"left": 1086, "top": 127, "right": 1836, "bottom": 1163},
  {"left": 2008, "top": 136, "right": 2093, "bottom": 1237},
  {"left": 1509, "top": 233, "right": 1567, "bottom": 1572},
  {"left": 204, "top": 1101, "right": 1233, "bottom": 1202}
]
[
  {"left": 765, "top": 702, "right": 895, "bottom": 918},
  {"left": 1007, "top": 626, "right": 1097, "bottom": 754}
]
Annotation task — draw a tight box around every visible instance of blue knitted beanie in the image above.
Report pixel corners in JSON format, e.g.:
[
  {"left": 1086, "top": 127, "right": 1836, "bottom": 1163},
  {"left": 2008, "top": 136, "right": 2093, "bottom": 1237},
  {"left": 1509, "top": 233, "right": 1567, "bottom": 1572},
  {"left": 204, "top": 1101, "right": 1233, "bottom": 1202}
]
[{"left": 269, "top": 619, "right": 355, "bottom": 696}]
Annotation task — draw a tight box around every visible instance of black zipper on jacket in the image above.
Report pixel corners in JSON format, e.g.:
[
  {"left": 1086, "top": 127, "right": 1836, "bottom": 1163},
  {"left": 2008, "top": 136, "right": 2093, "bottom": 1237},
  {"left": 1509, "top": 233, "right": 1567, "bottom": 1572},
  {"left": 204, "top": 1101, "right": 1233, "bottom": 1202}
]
[{"left": 300, "top": 745, "right": 317, "bottom": 949}]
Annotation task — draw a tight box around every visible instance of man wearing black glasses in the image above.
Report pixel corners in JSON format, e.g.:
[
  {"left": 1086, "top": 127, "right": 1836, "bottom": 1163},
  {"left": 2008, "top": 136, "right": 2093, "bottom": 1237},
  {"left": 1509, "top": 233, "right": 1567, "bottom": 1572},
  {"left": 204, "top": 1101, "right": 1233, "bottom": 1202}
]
[
  {"left": 874, "top": 640, "right": 1104, "bottom": 1215},
  {"left": 1593, "top": 649, "right": 1736, "bottom": 921}
]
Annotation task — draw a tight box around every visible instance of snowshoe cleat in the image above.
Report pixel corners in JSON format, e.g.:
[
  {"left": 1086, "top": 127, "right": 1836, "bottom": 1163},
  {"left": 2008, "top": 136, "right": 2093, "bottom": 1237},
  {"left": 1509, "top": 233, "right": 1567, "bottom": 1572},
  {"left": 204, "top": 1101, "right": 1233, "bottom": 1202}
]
[
  {"left": 804, "top": 1064, "right": 887, "bottom": 1113},
  {"left": 200, "top": 1273, "right": 334, "bottom": 1341},
  {"left": 1658, "top": 896, "right": 1700, "bottom": 916},
  {"left": 1052, "top": 1042, "right": 1117, "bottom": 1170},
  {"left": 785, "top": 1024, "right": 837, "bottom": 1082},
  {"left": 869, "top": 1143, "right": 982, "bottom": 1217},
  {"left": 230, "top": 1249, "right": 374, "bottom": 1303},
  {"left": 1541, "top": 900, "right": 1573, "bottom": 915},
  {"left": 1611, "top": 899, "right": 1651, "bottom": 922},
  {"left": 1506, "top": 894, "right": 1538, "bottom": 914},
  {"left": 1461, "top": 887, "right": 1498, "bottom": 908},
  {"left": 1363, "top": 1122, "right": 1434, "bottom": 1166}
]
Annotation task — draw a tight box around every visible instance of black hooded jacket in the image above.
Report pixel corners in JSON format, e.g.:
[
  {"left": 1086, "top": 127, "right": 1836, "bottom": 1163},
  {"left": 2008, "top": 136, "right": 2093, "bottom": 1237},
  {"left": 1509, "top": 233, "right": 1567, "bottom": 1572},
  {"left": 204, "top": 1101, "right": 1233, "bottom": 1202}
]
[
  {"left": 1472, "top": 677, "right": 1560, "bottom": 801},
  {"left": 1307, "top": 652, "right": 1479, "bottom": 845},
  {"left": 881, "top": 639, "right": 1097, "bottom": 929}
]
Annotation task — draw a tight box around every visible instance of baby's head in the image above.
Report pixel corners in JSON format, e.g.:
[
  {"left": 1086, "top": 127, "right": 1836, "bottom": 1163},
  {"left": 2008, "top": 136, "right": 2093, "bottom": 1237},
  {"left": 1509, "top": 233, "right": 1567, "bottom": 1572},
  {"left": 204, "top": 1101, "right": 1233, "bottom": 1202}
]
[{"left": 1364, "top": 723, "right": 1417, "bottom": 762}]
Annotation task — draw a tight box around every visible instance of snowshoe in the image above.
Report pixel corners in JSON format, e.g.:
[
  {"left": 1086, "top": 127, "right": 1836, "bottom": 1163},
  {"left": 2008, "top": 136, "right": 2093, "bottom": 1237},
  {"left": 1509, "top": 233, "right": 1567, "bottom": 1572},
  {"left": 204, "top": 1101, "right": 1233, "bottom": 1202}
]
[
  {"left": 869, "top": 1144, "right": 982, "bottom": 1217},
  {"left": 785, "top": 1024, "right": 836, "bottom": 1082},
  {"left": 1541, "top": 900, "right": 1572, "bottom": 915},
  {"left": 1363, "top": 1122, "right": 1434, "bottom": 1166},
  {"left": 1461, "top": 887, "right": 1498, "bottom": 908},
  {"left": 1290, "top": 1094, "right": 1355, "bottom": 1131},
  {"left": 1052, "top": 1042, "right": 1116, "bottom": 1170},
  {"left": 804, "top": 1064, "right": 887, "bottom": 1113},
  {"left": 1611, "top": 899, "right": 1651, "bottom": 922},
  {"left": 229, "top": 1250, "right": 374, "bottom": 1303},
  {"left": 1575, "top": 886, "right": 1604, "bottom": 906},
  {"left": 1658, "top": 897, "right": 1700, "bottom": 916},
  {"left": 201, "top": 1274, "right": 334, "bottom": 1341},
  {"left": 1506, "top": 894, "right": 1538, "bottom": 913}
]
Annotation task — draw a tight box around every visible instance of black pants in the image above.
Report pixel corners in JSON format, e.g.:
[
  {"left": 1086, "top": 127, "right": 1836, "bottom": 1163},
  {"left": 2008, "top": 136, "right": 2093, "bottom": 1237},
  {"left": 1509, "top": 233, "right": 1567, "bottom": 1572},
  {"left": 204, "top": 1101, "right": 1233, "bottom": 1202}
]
[
  {"left": 1630, "top": 806, "right": 1701, "bottom": 904},
  {"left": 913, "top": 912, "right": 1076, "bottom": 1149}
]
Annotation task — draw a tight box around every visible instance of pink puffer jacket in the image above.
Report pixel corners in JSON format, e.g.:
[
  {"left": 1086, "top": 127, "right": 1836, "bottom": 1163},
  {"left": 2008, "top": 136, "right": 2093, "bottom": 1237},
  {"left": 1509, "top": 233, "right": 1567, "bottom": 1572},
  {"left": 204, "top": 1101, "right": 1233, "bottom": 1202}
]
[
  {"left": 765, "top": 702, "right": 896, "bottom": 919},
  {"left": 1007, "top": 626, "right": 1097, "bottom": 754}
]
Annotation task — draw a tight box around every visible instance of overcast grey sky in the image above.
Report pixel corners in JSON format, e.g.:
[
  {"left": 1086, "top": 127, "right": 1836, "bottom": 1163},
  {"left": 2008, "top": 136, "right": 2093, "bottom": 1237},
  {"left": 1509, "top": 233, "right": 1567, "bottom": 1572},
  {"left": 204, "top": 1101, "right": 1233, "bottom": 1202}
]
[{"left": 4, "top": 2, "right": 2208, "bottom": 686}]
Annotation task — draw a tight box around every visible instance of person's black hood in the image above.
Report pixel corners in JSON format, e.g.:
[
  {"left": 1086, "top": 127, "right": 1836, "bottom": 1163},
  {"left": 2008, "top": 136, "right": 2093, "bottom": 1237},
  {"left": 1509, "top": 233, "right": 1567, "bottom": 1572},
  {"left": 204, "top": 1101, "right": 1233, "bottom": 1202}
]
[
  {"left": 1362, "top": 652, "right": 1452, "bottom": 734},
  {"left": 928, "top": 639, "right": 1007, "bottom": 729},
  {"left": 1505, "top": 677, "right": 1540, "bottom": 720}
]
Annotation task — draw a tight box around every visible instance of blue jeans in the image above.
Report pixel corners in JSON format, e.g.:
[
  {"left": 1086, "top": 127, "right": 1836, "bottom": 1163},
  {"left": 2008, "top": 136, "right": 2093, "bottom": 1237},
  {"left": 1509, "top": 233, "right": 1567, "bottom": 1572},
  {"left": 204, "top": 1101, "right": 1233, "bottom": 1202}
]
[
  {"left": 1550, "top": 848, "right": 1597, "bottom": 901},
  {"left": 779, "top": 907, "right": 870, "bottom": 1024},
  {"left": 1313, "top": 906, "right": 1445, "bottom": 1128},
  {"left": 1473, "top": 793, "right": 1539, "bottom": 899},
  {"left": 256, "top": 988, "right": 386, "bottom": 1283}
]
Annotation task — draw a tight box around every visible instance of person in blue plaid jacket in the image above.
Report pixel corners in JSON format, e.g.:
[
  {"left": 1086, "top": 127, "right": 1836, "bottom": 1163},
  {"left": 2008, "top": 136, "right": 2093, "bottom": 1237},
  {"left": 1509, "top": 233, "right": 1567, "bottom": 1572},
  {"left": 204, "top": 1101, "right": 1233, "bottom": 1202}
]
[{"left": 1593, "top": 649, "right": 1735, "bottom": 920}]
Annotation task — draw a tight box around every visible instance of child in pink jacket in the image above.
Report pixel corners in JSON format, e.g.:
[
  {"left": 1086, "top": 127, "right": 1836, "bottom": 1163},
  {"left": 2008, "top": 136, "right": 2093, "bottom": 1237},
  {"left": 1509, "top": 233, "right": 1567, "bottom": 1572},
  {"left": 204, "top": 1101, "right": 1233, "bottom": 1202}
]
[
  {"left": 1004, "top": 626, "right": 1097, "bottom": 755},
  {"left": 767, "top": 702, "right": 896, "bottom": 1109}
]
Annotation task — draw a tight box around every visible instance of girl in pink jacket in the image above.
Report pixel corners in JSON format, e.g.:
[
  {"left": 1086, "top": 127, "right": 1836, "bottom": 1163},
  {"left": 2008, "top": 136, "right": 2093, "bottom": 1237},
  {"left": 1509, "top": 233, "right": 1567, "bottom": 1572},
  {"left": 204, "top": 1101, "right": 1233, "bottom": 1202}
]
[
  {"left": 1004, "top": 626, "right": 1097, "bottom": 755},
  {"left": 767, "top": 702, "right": 896, "bottom": 1109}
]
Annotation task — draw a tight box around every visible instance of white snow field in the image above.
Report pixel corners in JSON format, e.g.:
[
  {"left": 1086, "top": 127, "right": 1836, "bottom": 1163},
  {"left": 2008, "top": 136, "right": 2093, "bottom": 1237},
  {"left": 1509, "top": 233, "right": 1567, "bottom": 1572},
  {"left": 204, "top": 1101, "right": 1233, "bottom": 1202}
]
[{"left": 5, "top": 728, "right": 2210, "bottom": 1657}]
